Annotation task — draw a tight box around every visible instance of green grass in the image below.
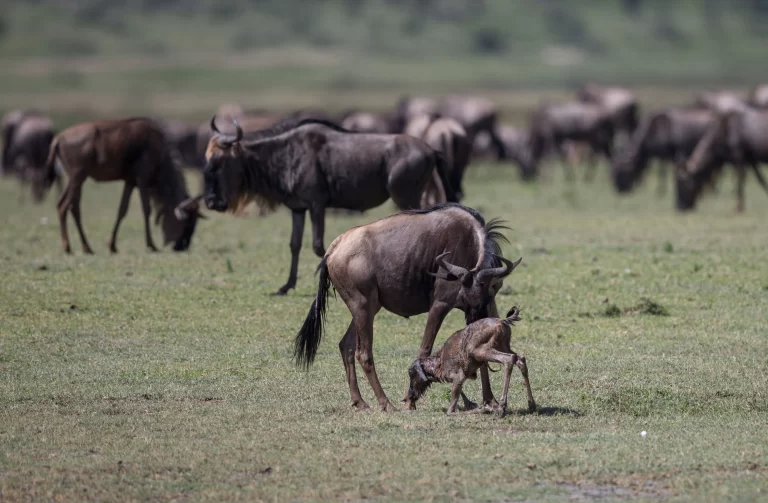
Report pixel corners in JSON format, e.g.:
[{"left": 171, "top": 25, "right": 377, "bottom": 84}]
[{"left": 1, "top": 163, "right": 767, "bottom": 501}]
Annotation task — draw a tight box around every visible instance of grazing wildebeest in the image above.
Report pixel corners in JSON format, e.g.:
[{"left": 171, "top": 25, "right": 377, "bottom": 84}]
[
  {"left": 749, "top": 84, "right": 768, "bottom": 108},
  {"left": 496, "top": 124, "right": 538, "bottom": 181},
  {"left": 203, "top": 116, "right": 456, "bottom": 295},
  {"left": 294, "top": 204, "right": 521, "bottom": 412},
  {"left": 577, "top": 84, "right": 639, "bottom": 139},
  {"left": 405, "top": 114, "right": 471, "bottom": 203},
  {"left": 2, "top": 113, "right": 57, "bottom": 201},
  {"left": 612, "top": 107, "right": 718, "bottom": 194},
  {"left": 405, "top": 306, "right": 536, "bottom": 416},
  {"left": 46, "top": 117, "right": 202, "bottom": 254},
  {"left": 529, "top": 102, "right": 615, "bottom": 181},
  {"left": 678, "top": 108, "right": 768, "bottom": 212}
]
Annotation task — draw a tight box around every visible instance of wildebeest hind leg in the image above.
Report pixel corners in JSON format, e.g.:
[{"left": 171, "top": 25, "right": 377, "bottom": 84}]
[
  {"left": 275, "top": 209, "right": 305, "bottom": 295},
  {"left": 308, "top": 206, "right": 326, "bottom": 257},
  {"left": 57, "top": 183, "right": 73, "bottom": 254},
  {"left": 70, "top": 183, "right": 94, "bottom": 254},
  {"left": 735, "top": 163, "right": 747, "bottom": 213},
  {"left": 352, "top": 295, "right": 393, "bottom": 411},
  {"left": 339, "top": 323, "right": 368, "bottom": 410},
  {"left": 108, "top": 183, "right": 134, "bottom": 253},
  {"left": 138, "top": 187, "right": 158, "bottom": 251},
  {"left": 387, "top": 160, "right": 427, "bottom": 210}
]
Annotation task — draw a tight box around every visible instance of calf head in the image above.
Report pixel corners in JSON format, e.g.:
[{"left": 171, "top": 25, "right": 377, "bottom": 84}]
[
  {"left": 203, "top": 116, "right": 246, "bottom": 213},
  {"left": 404, "top": 357, "right": 439, "bottom": 409},
  {"left": 429, "top": 251, "right": 521, "bottom": 324},
  {"left": 167, "top": 195, "right": 205, "bottom": 251}
]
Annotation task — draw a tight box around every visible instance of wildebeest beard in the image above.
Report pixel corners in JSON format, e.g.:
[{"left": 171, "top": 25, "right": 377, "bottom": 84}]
[{"left": 204, "top": 153, "right": 282, "bottom": 216}]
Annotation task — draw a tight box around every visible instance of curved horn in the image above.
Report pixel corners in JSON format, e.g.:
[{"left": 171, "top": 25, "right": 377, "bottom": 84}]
[
  {"left": 174, "top": 194, "right": 204, "bottom": 220},
  {"left": 477, "top": 255, "right": 522, "bottom": 283},
  {"left": 210, "top": 116, "right": 220, "bottom": 135},
  {"left": 232, "top": 117, "right": 243, "bottom": 143},
  {"left": 432, "top": 251, "right": 470, "bottom": 280}
]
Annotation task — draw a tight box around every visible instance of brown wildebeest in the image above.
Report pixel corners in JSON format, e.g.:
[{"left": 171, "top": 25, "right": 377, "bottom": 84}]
[
  {"left": 577, "top": 84, "right": 639, "bottom": 139},
  {"left": 678, "top": 108, "right": 768, "bottom": 212},
  {"left": 203, "top": 116, "right": 457, "bottom": 295},
  {"left": 294, "top": 204, "right": 521, "bottom": 412},
  {"left": 405, "top": 306, "right": 536, "bottom": 416},
  {"left": 405, "top": 114, "right": 471, "bottom": 203},
  {"left": 529, "top": 101, "right": 615, "bottom": 181},
  {"left": 611, "top": 107, "right": 718, "bottom": 194},
  {"left": 2, "top": 113, "right": 58, "bottom": 201},
  {"left": 693, "top": 91, "right": 749, "bottom": 114},
  {"left": 46, "top": 117, "right": 203, "bottom": 254},
  {"left": 749, "top": 84, "right": 768, "bottom": 108}
]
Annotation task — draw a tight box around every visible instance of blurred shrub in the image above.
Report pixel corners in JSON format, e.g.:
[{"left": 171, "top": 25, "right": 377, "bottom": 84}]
[{"left": 471, "top": 26, "right": 507, "bottom": 54}]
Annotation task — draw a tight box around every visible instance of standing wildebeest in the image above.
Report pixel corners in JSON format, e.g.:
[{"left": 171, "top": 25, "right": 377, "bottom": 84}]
[
  {"left": 678, "top": 108, "right": 768, "bottom": 212},
  {"left": 577, "top": 84, "right": 639, "bottom": 139},
  {"left": 2, "top": 112, "right": 57, "bottom": 201},
  {"left": 46, "top": 117, "right": 202, "bottom": 254},
  {"left": 749, "top": 84, "right": 768, "bottom": 108},
  {"left": 529, "top": 102, "right": 615, "bottom": 181},
  {"left": 612, "top": 107, "right": 718, "bottom": 194},
  {"left": 496, "top": 124, "right": 537, "bottom": 181},
  {"left": 294, "top": 204, "right": 521, "bottom": 412},
  {"left": 405, "top": 306, "right": 536, "bottom": 416},
  {"left": 203, "top": 117, "right": 456, "bottom": 295},
  {"left": 405, "top": 114, "right": 471, "bottom": 203}
]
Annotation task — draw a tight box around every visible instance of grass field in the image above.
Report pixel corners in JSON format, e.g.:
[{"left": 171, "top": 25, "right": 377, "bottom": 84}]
[{"left": 1, "top": 162, "right": 768, "bottom": 502}]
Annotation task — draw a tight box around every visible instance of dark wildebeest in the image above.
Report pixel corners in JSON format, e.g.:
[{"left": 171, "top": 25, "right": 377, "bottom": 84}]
[
  {"left": 749, "top": 84, "right": 768, "bottom": 109},
  {"left": 611, "top": 107, "right": 718, "bottom": 194},
  {"left": 2, "top": 112, "right": 58, "bottom": 201},
  {"left": 577, "top": 84, "right": 639, "bottom": 140},
  {"left": 202, "top": 116, "right": 457, "bottom": 295},
  {"left": 405, "top": 306, "right": 536, "bottom": 416},
  {"left": 529, "top": 102, "right": 615, "bottom": 181},
  {"left": 294, "top": 204, "right": 521, "bottom": 412},
  {"left": 678, "top": 108, "right": 768, "bottom": 212},
  {"left": 46, "top": 117, "right": 202, "bottom": 254},
  {"left": 405, "top": 114, "right": 471, "bottom": 203}
]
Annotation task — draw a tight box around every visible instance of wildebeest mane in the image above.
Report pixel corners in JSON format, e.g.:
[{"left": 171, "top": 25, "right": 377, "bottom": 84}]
[{"left": 404, "top": 203, "right": 510, "bottom": 266}]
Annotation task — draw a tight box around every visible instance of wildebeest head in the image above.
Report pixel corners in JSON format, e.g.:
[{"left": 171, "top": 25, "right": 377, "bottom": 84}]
[
  {"left": 404, "top": 357, "right": 439, "bottom": 409},
  {"left": 204, "top": 116, "right": 246, "bottom": 213},
  {"left": 167, "top": 194, "right": 204, "bottom": 251},
  {"left": 430, "top": 251, "right": 521, "bottom": 323}
]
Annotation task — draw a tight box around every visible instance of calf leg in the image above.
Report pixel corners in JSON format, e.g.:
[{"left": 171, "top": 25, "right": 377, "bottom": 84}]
[
  {"left": 446, "top": 381, "right": 465, "bottom": 415},
  {"left": 57, "top": 184, "right": 73, "bottom": 254},
  {"left": 276, "top": 210, "right": 305, "bottom": 295},
  {"left": 474, "top": 348, "right": 537, "bottom": 416},
  {"left": 138, "top": 187, "right": 158, "bottom": 251},
  {"left": 108, "top": 182, "right": 134, "bottom": 253},
  {"left": 339, "top": 322, "right": 368, "bottom": 410},
  {"left": 70, "top": 182, "right": 94, "bottom": 254}
]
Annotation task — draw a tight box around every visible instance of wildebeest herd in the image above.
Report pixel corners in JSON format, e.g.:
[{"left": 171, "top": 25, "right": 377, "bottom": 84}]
[{"left": 2, "top": 83, "right": 768, "bottom": 413}]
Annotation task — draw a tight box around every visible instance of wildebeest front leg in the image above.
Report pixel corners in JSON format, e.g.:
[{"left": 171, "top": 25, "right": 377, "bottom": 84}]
[
  {"left": 70, "top": 182, "right": 94, "bottom": 254},
  {"left": 108, "top": 183, "right": 134, "bottom": 253},
  {"left": 735, "top": 163, "right": 747, "bottom": 213},
  {"left": 352, "top": 295, "right": 393, "bottom": 412},
  {"left": 308, "top": 206, "right": 326, "bottom": 257},
  {"left": 138, "top": 187, "right": 158, "bottom": 252},
  {"left": 276, "top": 209, "right": 306, "bottom": 295}
]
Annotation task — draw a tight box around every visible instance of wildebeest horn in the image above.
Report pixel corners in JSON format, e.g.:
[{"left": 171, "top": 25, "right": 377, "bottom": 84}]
[
  {"left": 477, "top": 255, "right": 522, "bottom": 283},
  {"left": 428, "top": 251, "right": 471, "bottom": 282},
  {"left": 210, "top": 115, "right": 221, "bottom": 135},
  {"left": 174, "top": 194, "right": 204, "bottom": 220},
  {"left": 232, "top": 116, "right": 243, "bottom": 143}
]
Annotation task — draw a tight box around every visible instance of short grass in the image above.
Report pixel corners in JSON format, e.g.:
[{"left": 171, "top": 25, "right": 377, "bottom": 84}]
[{"left": 1, "top": 164, "right": 768, "bottom": 501}]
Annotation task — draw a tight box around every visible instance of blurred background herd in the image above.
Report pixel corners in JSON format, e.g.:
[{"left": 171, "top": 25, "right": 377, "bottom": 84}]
[{"left": 2, "top": 0, "right": 768, "bottom": 215}]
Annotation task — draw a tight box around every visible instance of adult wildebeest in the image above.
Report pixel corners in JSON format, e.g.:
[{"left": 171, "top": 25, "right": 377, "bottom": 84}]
[
  {"left": 294, "top": 204, "right": 521, "bottom": 412},
  {"left": 405, "top": 114, "right": 471, "bottom": 203},
  {"left": 496, "top": 124, "right": 537, "bottom": 181},
  {"left": 749, "top": 84, "right": 768, "bottom": 108},
  {"left": 577, "top": 84, "right": 639, "bottom": 139},
  {"left": 678, "top": 108, "right": 768, "bottom": 212},
  {"left": 693, "top": 91, "right": 749, "bottom": 114},
  {"left": 46, "top": 117, "right": 202, "bottom": 254},
  {"left": 405, "top": 306, "right": 536, "bottom": 416},
  {"left": 203, "top": 116, "right": 457, "bottom": 295},
  {"left": 529, "top": 102, "right": 615, "bottom": 181},
  {"left": 612, "top": 107, "right": 718, "bottom": 194},
  {"left": 340, "top": 111, "right": 397, "bottom": 134},
  {"left": 2, "top": 112, "right": 57, "bottom": 201}
]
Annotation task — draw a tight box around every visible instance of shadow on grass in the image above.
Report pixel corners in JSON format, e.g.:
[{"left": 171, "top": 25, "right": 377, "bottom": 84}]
[{"left": 530, "top": 405, "right": 583, "bottom": 417}]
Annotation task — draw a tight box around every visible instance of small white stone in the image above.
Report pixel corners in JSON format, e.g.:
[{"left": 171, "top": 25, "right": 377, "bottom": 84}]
[
  {"left": 640, "top": 430, "right": 647, "bottom": 438},
  {"left": 624, "top": 268, "right": 631, "bottom": 274},
  {"left": 40, "top": 217, "right": 48, "bottom": 225}
]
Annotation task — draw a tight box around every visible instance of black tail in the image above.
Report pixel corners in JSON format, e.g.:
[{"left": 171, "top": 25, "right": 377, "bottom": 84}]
[
  {"left": 502, "top": 306, "right": 521, "bottom": 326},
  {"left": 434, "top": 151, "right": 459, "bottom": 203},
  {"left": 42, "top": 136, "right": 60, "bottom": 189},
  {"left": 294, "top": 258, "right": 331, "bottom": 369}
]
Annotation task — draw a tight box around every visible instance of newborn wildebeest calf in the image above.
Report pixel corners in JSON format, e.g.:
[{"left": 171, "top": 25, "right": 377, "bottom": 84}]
[{"left": 405, "top": 306, "right": 536, "bottom": 416}]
